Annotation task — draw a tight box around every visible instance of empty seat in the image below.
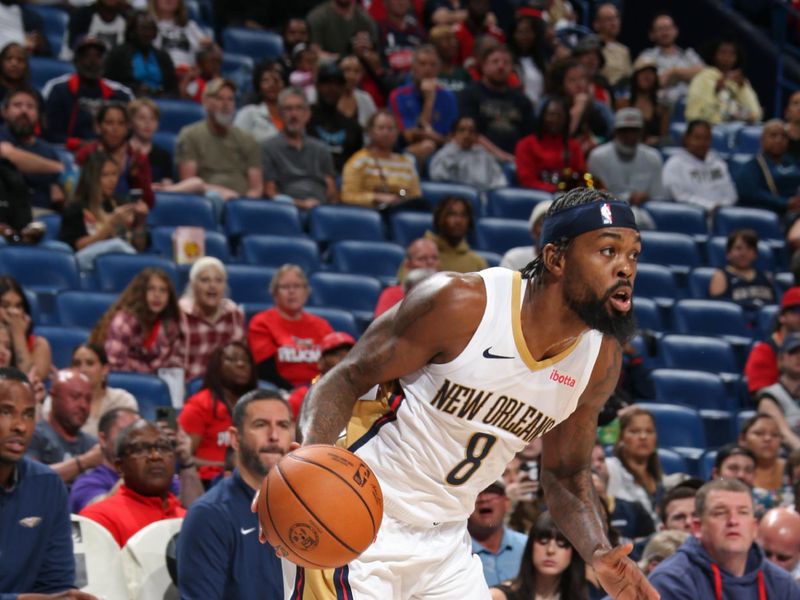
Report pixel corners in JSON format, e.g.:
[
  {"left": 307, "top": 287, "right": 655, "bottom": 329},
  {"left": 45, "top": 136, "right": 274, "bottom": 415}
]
[
  {"left": 389, "top": 212, "right": 433, "bottom": 247},
  {"left": 638, "top": 231, "right": 701, "bottom": 275},
  {"left": 240, "top": 235, "right": 320, "bottom": 273},
  {"left": 309, "top": 272, "right": 382, "bottom": 324},
  {"left": 329, "top": 240, "right": 405, "bottom": 283},
  {"left": 93, "top": 254, "right": 179, "bottom": 293},
  {"left": 658, "top": 335, "right": 739, "bottom": 377},
  {"left": 305, "top": 306, "right": 360, "bottom": 337},
  {"left": 222, "top": 27, "right": 283, "bottom": 59},
  {"left": 486, "top": 188, "right": 552, "bottom": 220},
  {"left": 644, "top": 201, "right": 708, "bottom": 237},
  {"left": 35, "top": 326, "right": 89, "bottom": 369},
  {"left": 633, "top": 297, "right": 665, "bottom": 332},
  {"left": 634, "top": 263, "right": 680, "bottom": 304},
  {"left": 223, "top": 199, "right": 303, "bottom": 240},
  {"left": 29, "top": 57, "right": 74, "bottom": 91},
  {"left": 149, "top": 227, "right": 231, "bottom": 263},
  {"left": 734, "top": 125, "right": 763, "bottom": 154},
  {"left": 107, "top": 372, "right": 172, "bottom": 420},
  {"left": 640, "top": 402, "right": 707, "bottom": 454},
  {"left": 148, "top": 193, "right": 217, "bottom": 230},
  {"left": 672, "top": 299, "right": 751, "bottom": 341},
  {"left": 56, "top": 291, "right": 117, "bottom": 329},
  {"left": 0, "top": 247, "right": 79, "bottom": 295},
  {"left": 309, "top": 205, "right": 384, "bottom": 244},
  {"left": 706, "top": 236, "right": 775, "bottom": 273},
  {"left": 153, "top": 100, "right": 205, "bottom": 134},
  {"left": 712, "top": 206, "right": 783, "bottom": 244},
  {"left": 687, "top": 267, "right": 717, "bottom": 299},
  {"left": 475, "top": 218, "right": 532, "bottom": 255},
  {"left": 225, "top": 265, "right": 276, "bottom": 304},
  {"left": 420, "top": 181, "right": 482, "bottom": 216}
]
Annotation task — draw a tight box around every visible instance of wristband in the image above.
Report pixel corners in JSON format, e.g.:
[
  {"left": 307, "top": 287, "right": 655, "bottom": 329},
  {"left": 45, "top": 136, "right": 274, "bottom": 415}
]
[
  {"left": 180, "top": 462, "right": 196, "bottom": 471},
  {"left": 75, "top": 456, "right": 84, "bottom": 473}
]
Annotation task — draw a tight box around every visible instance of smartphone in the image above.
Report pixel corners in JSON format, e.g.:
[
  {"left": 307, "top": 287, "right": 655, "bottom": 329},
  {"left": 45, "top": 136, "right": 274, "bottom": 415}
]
[
  {"left": 125, "top": 188, "right": 143, "bottom": 205},
  {"left": 155, "top": 406, "right": 177, "bottom": 430}
]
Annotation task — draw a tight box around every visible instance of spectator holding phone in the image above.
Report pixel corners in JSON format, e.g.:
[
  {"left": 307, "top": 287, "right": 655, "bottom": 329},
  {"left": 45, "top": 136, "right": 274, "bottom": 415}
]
[
  {"left": 0, "top": 275, "right": 51, "bottom": 380},
  {"left": 60, "top": 151, "right": 149, "bottom": 272}
]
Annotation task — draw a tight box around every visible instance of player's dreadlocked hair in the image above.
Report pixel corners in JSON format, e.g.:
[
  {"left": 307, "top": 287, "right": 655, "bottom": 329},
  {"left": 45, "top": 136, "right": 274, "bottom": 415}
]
[{"left": 520, "top": 187, "right": 620, "bottom": 284}]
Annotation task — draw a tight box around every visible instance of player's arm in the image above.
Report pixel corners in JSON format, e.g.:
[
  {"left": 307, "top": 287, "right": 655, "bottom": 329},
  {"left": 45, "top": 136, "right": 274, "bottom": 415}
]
[
  {"left": 541, "top": 337, "right": 659, "bottom": 599},
  {"left": 297, "top": 272, "right": 485, "bottom": 445}
]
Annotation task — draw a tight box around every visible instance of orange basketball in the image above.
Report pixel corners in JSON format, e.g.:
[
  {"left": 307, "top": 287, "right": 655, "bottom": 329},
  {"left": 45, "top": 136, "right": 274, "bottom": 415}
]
[{"left": 257, "top": 444, "right": 384, "bottom": 569}]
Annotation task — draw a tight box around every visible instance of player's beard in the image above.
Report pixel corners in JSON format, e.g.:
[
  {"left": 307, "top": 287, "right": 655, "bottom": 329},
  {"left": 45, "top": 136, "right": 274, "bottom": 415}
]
[{"left": 563, "top": 278, "right": 637, "bottom": 344}]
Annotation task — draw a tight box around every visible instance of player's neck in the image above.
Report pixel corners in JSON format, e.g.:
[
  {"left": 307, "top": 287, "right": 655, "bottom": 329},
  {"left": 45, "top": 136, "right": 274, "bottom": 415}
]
[{"left": 523, "top": 281, "right": 588, "bottom": 361}]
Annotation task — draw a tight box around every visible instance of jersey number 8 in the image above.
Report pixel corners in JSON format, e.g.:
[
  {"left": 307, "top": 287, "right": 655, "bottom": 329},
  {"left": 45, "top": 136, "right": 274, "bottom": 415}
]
[{"left": 445, "top": 432, "right": 497, "bottom": 485}]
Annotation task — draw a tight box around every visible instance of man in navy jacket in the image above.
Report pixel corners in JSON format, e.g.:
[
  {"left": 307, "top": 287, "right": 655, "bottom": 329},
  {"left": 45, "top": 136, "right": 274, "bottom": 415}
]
[
  {"left": 0, "top": 367, "right": 95, "bottom": 600},
  {"left": 649, "top": 479, "right": 800, "bottom": 599},
  {"left": 177, "top": 389, "right": 292, "bottom": 599}
]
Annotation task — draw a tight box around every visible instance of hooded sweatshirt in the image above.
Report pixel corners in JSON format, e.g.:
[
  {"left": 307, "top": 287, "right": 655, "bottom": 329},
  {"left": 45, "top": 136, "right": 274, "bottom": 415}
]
[
  {"left": 662, "top": 148, "right": 738, "bottom": 210},
  {"left": 648, "top": 535, "right": 800, "bottom": 600}
]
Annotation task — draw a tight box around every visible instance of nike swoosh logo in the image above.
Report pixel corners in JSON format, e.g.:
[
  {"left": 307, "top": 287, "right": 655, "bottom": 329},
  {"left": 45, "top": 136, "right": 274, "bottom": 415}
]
[
  {"left": 483, "top": 347, "right": 515, "bottom": 360},
  {"left": 241, "top": 527, "right": 256, "bottom": 535}
]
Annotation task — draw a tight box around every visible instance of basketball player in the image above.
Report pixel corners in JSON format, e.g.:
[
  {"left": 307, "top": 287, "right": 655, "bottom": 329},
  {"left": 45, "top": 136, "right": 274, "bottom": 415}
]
[{"left": 262, "top": 188, "right": 658, "bottom": 599}]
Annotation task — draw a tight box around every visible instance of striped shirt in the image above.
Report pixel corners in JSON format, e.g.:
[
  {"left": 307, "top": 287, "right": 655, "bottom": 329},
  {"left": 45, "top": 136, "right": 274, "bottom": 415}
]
[{"left": 341, "top": 148, "right": 421, "bottom": 207}]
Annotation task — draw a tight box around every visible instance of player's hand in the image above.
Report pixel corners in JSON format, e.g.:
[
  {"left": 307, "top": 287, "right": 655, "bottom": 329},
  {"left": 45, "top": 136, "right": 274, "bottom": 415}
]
[{"left": 592, "top": 544, "right": 660, "bottom": 599}]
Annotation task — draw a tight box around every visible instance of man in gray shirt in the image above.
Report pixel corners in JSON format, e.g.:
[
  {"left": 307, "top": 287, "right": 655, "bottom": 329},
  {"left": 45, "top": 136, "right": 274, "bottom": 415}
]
[
  {"left": 26, "top": 369, "right": 101, "bottom": 484},
  {"left": 587, "top": 108, "right": 664, "bottom": 229},
  {"left": 262, "top": 88, "right": 338, "bottom": 209}
]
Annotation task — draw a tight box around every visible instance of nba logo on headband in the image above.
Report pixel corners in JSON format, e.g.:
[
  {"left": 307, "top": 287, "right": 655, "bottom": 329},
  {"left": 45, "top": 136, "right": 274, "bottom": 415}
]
[{"left": 600, "top": 203, "right": 613, "bottom": 225}]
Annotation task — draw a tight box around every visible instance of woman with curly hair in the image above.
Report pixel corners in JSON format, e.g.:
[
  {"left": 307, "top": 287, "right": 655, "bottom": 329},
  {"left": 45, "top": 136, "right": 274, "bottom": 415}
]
[
  {"left": 90, "top": 267, "right": 183, "bottom": 374},
  {"left": 178, "top": 341, "right": 257, "bottom": 486},
  {"left": 491, "top": 511, "right": 588, "bottom": 600}
]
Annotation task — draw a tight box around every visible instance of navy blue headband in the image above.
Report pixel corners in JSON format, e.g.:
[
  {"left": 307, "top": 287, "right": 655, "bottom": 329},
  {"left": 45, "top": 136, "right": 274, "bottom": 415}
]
[{"left": 539, "top": 200, "right": 638, "bottom": 246}]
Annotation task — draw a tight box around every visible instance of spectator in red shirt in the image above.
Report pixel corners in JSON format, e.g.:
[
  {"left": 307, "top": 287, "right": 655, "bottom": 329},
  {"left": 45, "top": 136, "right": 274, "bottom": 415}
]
[
  {"left": 179, "top": 257, "right": 245, "bottom": 382},
  {"left": 247, "top": 264, "right": 333, "bottom": 390},
  {"left": 745, "top": 287, "right": 800, "bottom": 395},
  {"left": 80, "top": 419, "right": 186, "bottom": 546},
  {"left": 516, "top": 96, "right": 585, "bottom": 191},
  {"left": 375, "top": 237, "right": 440, "bottom": 317},
  {"left": 287, "top": 331, "right": 356, "bottom": 418},
  {"left": 179, "top": 341, "right": 257, "bottom": 486},
  {"left": 454, "top": 0, "right": 505, "bottom": 66}
]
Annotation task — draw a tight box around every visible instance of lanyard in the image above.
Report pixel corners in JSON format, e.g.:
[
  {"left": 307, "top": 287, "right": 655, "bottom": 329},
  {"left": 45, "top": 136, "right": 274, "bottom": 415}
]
[{"left": 711, "top": 563, "right": 766, "bottom": 600}]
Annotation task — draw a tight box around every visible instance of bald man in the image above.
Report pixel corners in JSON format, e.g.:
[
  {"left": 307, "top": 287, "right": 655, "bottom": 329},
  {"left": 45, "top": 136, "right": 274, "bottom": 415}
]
[
  {"left": 759, "top": 508, "right": 800, "bottom": 582},
  {"left": 26, "top": 369, "right": 102, "bottom": 483},
  {"left": 375, "top": 237, "right": 440, "bottom": 316}
]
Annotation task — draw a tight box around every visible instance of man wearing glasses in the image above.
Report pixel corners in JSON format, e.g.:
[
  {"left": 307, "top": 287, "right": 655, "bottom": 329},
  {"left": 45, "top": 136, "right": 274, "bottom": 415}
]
[{"left": 80, "top": 419, "right": 186, "bottom": 547}]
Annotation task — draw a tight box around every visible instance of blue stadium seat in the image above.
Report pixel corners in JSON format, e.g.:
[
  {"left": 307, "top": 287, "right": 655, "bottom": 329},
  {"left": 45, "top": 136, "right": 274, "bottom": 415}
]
[
  {"left": 775, "top": 272, "right": 795, "bottom": 295},
  {"left": 39, "top": 213, "right": 61, "bottom": 242},
  {"left": 240, "top": 235, "right": 321, "bottom": 273},
  {"left": 240, "top": 302, "right": 271, "bottom": 327},
  {"left": 185, "top": 376, "right": 204, "bottom": 399},
  {"left": 26, "top": 6, "right": 68, "bottom": 57},
  {"left": 221, "top": 52, "right": 254, "bottom": 77},
  {"left": 706, "top": 237, "right": 775, "bottom": 273},
  {"left": 107, "top": 372, "right": 172, "bottom": 420},
  {"left": 756, "top": 304, "right": 779, "bottom": 339},
  {"left": 475, "top": 218, "right": 532, "bottom": 255},
  {"left": 309, "top": 205, "right": 384, "bottom": 244},
  {"left": 35, "top": 326, "right": 89, "bottom": 369},
  {"left": 153, "top": 99, "right": 205, "bottom": 134},
  {"left": 644, "top": 202, "right": 708, "bottom": 238},
  {"left": 22, "top": 289, "right": 41, "bottom": 327},
  {"left": 151, "top": 131, "right": 177, "bottom": 162},
  {"left": 56, "top": 291, "right": 116, "bottom": 329},
  {"left": 638, "top": 231, "right": 701, "bottom": 275},
  {"left": 29, "top": 56, "right": 74, "bottom": 91},
  {"left": 699, "top": 450, "right": 718, "bottom": 480},
  {"left": 148, "top": 193, "right": 217, "bottom": 230},
  {"left": 222, "top": 27, "right": 283, "bottom": 59},
  {"left": 389, "top": 212, "right": 432, "bottom": 247},
  {"left": 726, "top": 153, "right": 753, "bottom": 181},
  {"left": 652, "top": 368, "right": 736, "bottom": 411},
  {"left": 329, "top": 241, "right": 405, "bottom": 283},
  {"left": 657, "top": 448, "right": 690, "bottom": 476},
  {"left": 486, "top": 188, "right": 552, "bottom": 220},
  {"left": 734, "top": 125, "right": 763, "bottom": 154},
  {"left": 420, "top": 181, "right": 482, "bottom": 216},
  {"left": 672, "top": 299, "right": 751, "bottom": 341},
  {"left": 687, "top": 267, "right": 717, "bottom": 299},
  {"left": 478, "top": 250, "right": 503, "bottom": 268},
  {"left": 669, "top": 122, "right": 687, "bottom": 145},
  {"left": 305, "top": 307, "right": 360, "bottom": 338},
  {"left": 226, "top": 265, "right": 276, "bottom": 304},
  {"left": 0, "top": 247, "right": 79, "bottom": 295},
  {"left": 309, "top": 272, "right": 382, "bottom": 325},
  {"left": 149, "top": 227, "right": 231, "bottom": 263},
  {"left": 634, "top": 263, "right": 680, "bottom": 304},
  {"left": 93, "top": 254, "right": 178, "bottom": 293},
  {"left": 224, "top": 200, "right": 303, "bottom": 240},
  {"left": 640, "top": 402, "right": 707, "bottom": 457},
  {"left": 658, "top": 335, "right": 739, "bottom": 378},
  {"left": 712, "top": 206, "right": 783, "bottom": 244},
  {"left": 633, "top": 297, "right": 665, "bottom": 332}
]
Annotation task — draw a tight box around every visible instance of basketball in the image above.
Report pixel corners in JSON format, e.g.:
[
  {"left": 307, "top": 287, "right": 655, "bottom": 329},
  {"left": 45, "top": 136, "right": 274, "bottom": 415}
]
[{"left": 257, "top": 444, "right": 384, "bottom": 569}]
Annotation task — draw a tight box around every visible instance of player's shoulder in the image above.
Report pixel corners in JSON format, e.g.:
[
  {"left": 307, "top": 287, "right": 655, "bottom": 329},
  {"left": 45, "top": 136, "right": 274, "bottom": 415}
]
[{"left": 407, "top": 270, "right": 487, "bottom": 310}]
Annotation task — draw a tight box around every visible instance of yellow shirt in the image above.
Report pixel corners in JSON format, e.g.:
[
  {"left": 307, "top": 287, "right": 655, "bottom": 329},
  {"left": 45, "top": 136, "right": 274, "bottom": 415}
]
[{"left": 341, "top": 148, "right": 422, "bottom": 207}]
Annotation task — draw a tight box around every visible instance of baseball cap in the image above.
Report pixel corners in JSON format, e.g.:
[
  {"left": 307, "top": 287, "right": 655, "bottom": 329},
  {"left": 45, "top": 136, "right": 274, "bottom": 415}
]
[
  {"left": 317, "top": 63, "right": 346, "bottom": 85},
  {"left": 202, "top": 77, "right": 236, "bottom": 99},
  {"left": 614, "top": 107, "right": 644, "bottom": 130},
  {"left": 781, "top": 287, "right": 800, "bottom": 310},
  {"left": 482, "top": 479, "right": 506, "bottom": 495},
  {"left": 320, "top": 332, "right": 356, "bottom": 354},
  {"left": 528, "top": 200, "right": 553, "bottom": 231},
  {"left": 74, "top": 35, "right": 107, "bottom": 54},
  {"left": 632, "top": 55, "right": 658, "bottom": 74},
  {"left": 780, "top": 332, "right": 800, "bottom": 354}
]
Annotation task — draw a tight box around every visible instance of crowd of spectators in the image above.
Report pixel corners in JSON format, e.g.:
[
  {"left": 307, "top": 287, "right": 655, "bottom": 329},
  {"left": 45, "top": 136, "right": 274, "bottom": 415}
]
[{"left": 2, "top": 0, "right": 800, "bottom": 598}]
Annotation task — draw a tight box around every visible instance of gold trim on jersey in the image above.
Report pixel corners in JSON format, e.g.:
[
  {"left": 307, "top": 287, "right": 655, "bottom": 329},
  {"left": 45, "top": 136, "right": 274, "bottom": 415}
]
[{"left": 510, "top": 271, "right": 581, "bottom": 371}]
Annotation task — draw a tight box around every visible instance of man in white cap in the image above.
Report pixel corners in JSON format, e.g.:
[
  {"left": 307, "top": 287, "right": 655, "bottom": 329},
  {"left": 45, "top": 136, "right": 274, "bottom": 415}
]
[{"left": 500, "top": 200, "right": 552, "bottom": 271}]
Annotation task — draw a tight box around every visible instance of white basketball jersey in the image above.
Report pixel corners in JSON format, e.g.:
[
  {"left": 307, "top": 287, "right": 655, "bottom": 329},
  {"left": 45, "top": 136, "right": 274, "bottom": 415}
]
[{"left": 353, "top": 268, "right": 604, "bottom": 526}]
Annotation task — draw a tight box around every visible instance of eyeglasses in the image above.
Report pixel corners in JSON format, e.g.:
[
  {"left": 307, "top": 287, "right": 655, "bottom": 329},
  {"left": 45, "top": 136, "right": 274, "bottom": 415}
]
[
  {"left": 534, "top": 534, "right": 570, "bottom": 549},
  {"left": 124, "top": 440, "right": 175, "bottom": 458},
  {"left": 764, "top": 549, "right": 794, "bottom": 562}
]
